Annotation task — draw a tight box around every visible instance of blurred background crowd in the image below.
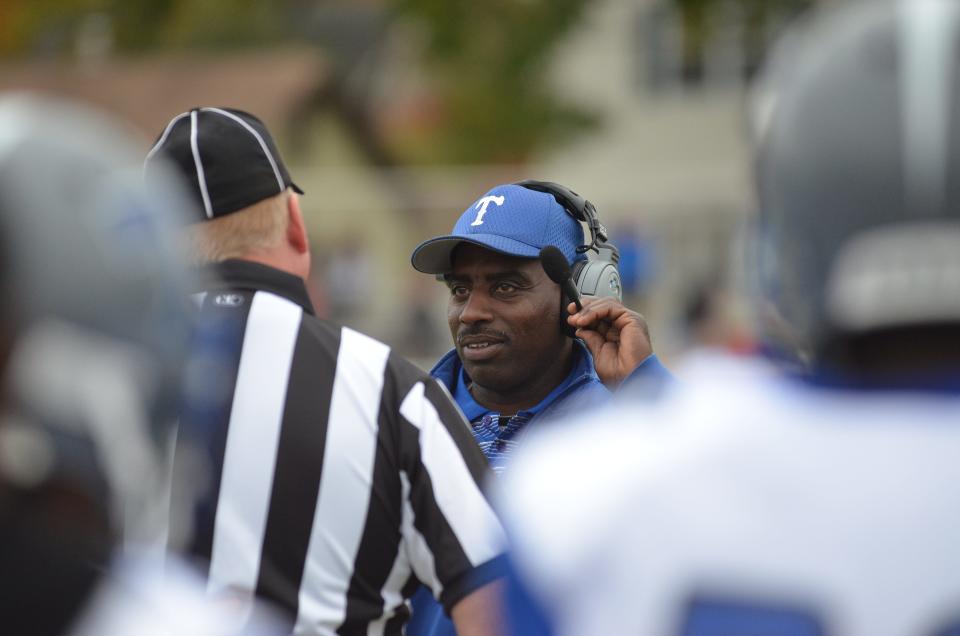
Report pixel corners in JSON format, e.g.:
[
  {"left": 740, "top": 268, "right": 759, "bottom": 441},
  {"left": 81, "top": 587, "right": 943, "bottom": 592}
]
[{"left": 0, "top": 0, "right": 823, "bottom": 366}]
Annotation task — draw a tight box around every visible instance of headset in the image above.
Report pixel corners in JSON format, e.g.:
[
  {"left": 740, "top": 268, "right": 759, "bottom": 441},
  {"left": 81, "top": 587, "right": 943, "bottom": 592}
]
[
  {"left": 515, "top": 179, "right": 623, "bottom": 301},
  {"left": 515, "top": 179, "right": 623, "bottom": 336}
]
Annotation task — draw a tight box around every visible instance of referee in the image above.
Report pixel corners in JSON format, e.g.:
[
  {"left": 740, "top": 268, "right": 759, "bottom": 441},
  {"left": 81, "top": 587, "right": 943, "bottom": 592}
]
[{"left": 144, "top": 108, "right": 506, "bottom": 636}]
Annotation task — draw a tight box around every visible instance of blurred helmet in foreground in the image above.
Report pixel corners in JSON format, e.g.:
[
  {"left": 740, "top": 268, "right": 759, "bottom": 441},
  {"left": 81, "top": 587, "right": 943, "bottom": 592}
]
[
  {"left": 0, "top": 94, "right": 196, "bottom": 540},
  {"left": 750, "top": 0, "right": 960, "bottom": 364}
]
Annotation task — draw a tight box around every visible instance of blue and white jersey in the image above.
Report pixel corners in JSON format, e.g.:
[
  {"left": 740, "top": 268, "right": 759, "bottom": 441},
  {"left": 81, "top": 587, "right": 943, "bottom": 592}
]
[{"left": 497, "top": 352, "right": 960, "bottom": 636}]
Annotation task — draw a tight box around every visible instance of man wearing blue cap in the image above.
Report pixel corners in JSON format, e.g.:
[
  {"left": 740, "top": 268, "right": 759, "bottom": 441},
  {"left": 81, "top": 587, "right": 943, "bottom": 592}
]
[{"left": 407, "top": 182, "right": 669, "bottom": 636}]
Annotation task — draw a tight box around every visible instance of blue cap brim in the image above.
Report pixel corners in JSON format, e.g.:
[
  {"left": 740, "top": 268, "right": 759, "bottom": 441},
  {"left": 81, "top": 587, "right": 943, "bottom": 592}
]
[{"left": 410, "top": 234, "right": 542, "bottom": 274}]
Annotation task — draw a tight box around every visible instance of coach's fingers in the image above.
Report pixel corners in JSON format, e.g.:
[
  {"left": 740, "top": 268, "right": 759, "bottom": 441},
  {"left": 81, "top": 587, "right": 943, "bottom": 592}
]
[
  {"left": 568, "top": 305, "right": 614, "bottom": 337},
  {"left": 568, "top": 297, "right": 633, "bottom": 327},
  {"left": 574, "top": 326, "right": 607, "bottom": 353}
]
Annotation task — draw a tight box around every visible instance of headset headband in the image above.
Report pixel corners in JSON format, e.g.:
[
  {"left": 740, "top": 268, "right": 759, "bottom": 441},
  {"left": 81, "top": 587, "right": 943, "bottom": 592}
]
[{"left": 514, "top": 179, "right": 611, "bottom": 255}]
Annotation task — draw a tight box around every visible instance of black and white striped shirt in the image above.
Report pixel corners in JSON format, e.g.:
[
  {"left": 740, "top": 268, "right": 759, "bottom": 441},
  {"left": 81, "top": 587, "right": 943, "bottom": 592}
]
[{"left": 173, "top": 259, "right": 505, "bottom": 635}]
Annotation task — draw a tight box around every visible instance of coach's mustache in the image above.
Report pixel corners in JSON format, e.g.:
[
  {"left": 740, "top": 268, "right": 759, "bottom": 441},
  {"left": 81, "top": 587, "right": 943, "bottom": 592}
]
[{"left": 457, "top": 327, "right": 510, "bottom": 345}]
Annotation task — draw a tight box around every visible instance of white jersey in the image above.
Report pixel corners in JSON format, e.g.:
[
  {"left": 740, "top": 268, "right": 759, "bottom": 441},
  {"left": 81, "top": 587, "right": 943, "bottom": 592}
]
[
  {"left": 498, "top": 352, "right": 960, "bottom": 636},
  {"left": 68, "top": 553, "right": 285, "bottom": 636}
]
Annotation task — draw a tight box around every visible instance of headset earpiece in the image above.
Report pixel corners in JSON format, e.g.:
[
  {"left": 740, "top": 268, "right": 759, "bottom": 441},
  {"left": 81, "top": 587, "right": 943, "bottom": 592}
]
[
  {"left": 573, "top": 255, "right": 623, "bottom": 302},
  {"left": 559, "top": 254, "right": 625, "bottom": 337}
]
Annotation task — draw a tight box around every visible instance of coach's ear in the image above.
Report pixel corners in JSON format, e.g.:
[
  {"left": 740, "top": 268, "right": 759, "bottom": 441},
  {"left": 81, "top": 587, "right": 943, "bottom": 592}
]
[{"left": 286, "top": 192, "right": 309, "bottom": 255}]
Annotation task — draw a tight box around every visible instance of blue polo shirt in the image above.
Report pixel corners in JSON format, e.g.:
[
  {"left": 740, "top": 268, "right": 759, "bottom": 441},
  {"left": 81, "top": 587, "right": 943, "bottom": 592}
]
[{"left": 445, "top": 339, "right": 610, "bottom": 473}]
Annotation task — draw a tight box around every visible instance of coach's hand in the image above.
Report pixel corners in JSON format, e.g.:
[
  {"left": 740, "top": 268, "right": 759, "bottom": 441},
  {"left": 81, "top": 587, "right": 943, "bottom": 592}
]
[{"left": 567, "top": 297, "right": 652, "bottom": 389}]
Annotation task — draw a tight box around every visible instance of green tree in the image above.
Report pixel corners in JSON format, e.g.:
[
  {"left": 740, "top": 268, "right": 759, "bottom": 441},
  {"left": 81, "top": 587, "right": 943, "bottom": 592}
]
[
  {"left": 0, "top": 0, "right": 296, "bottom": 57},
  {"left": 0, "top": 0, "right": 598, "bottom": 165},
  {"left": 389, "top": 0, "right": 599, "bottom": 163}
]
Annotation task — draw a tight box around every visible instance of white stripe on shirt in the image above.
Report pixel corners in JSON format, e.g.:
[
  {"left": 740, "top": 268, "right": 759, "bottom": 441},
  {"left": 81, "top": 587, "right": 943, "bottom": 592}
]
[
  {"left": 400, "top": 382, "right": 506, "bottom": 566},
  {"left": 294, "top": 327, "right": 390, "bottom": 634},
  {"left": 207, "top": 292, "right": 302, "bottom": 598}
]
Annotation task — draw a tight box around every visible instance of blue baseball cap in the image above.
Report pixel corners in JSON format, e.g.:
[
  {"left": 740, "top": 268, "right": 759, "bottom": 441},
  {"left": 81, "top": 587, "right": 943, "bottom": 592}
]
[{"left": 411, "top": 184, "right": 586, "bottom": 274}]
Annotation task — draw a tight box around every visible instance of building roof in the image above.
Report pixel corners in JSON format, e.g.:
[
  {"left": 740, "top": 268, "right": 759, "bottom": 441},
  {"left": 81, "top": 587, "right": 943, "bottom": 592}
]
[{"left": 0, "top": 48, "right": 328, "bottom": 147}]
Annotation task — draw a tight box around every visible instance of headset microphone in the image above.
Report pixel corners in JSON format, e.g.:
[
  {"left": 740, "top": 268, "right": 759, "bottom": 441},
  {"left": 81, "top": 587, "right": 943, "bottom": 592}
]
[{"left": 540, "top": 246, "right": 583, "bottom": 312}]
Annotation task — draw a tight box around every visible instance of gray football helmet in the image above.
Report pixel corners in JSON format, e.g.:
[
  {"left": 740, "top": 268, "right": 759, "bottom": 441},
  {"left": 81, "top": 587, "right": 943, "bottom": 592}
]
[
  {"left": 0, "top": 94, "right": 196, "bottom": 541},
  {"left": 749, "top": 0, "right": 960, "bottom": 363}
]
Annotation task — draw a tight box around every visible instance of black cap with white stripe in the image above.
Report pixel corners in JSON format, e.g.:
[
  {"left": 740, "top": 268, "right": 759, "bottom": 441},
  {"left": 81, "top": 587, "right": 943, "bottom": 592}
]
[{"left": 144, "top": 107, "right": 303, "bottom": 221}]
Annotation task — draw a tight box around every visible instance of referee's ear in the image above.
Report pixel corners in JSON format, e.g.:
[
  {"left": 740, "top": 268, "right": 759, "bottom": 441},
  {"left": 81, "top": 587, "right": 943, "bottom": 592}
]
[{"left": 286, "top": 193, "right": 309, "bottom": 255}]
